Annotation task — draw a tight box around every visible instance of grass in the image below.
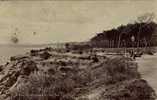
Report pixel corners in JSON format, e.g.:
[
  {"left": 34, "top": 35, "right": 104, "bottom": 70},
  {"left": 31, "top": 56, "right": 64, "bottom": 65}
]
[
  {"left": 8, "top": 55, "right": 156, "bottom": 100},
  {"left": 10, "top": 71, "right": 75, "bottom": 100}
]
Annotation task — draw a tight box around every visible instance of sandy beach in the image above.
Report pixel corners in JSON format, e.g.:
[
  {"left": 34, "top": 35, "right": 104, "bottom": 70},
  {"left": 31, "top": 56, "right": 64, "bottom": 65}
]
[{"left": 136, "top": 53, "right": 157, "bottom": 94}]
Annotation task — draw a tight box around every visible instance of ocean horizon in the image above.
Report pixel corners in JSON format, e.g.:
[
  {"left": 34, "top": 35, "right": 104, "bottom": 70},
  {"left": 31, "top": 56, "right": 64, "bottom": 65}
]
[{"left": 0, "top": 44, "right": 65, "bottom": 64}]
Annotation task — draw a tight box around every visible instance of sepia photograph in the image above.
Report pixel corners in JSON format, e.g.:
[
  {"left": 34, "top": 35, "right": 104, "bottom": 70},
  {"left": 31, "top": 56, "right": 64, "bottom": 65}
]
[{"left": 0, "top": 0, "right": 157, "bottom": 100}]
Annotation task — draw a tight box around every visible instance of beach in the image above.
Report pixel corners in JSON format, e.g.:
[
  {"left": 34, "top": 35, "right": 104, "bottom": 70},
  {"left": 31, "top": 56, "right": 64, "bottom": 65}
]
[{"left": 136, "top": 53, "right": 157, "bottom": 94}]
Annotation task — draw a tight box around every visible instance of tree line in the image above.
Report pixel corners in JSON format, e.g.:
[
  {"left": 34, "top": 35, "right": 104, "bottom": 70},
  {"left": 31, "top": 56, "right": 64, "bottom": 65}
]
[
  {"left": 91, "top": 22, "right": 157, "bottom": 48},
  {"left": 91, "top": 13, "right": 157, "bottom": 48}
]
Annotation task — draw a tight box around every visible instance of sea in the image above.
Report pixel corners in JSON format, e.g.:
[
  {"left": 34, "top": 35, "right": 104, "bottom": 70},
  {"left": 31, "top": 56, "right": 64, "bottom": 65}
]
[{"left": 0, "top": 44, "right": 64, "bottom": 64}]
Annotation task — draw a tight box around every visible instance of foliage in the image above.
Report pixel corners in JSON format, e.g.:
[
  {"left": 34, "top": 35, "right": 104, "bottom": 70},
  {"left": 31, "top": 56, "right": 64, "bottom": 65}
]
[{"left": 91, "top": 22, "right": 157, "bottom": 48}]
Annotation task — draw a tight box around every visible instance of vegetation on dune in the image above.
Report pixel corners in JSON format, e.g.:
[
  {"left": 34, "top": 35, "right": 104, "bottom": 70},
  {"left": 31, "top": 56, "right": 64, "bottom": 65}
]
[
  {"left": 101, "top": 79, "right": 156, "bottom": 100},
  {"left": 0, "top": 48, "right": 153, "bottom": 100}
]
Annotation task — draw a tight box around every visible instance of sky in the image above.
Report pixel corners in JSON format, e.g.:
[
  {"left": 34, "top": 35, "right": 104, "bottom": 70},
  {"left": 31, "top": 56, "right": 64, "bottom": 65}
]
[{"left": 0, "top": 0, "right": 157, "bottom": 44}]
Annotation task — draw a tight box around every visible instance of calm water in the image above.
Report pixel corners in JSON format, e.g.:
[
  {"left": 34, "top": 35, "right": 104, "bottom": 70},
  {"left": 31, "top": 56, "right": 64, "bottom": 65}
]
[{"left": 0, "top": 45, "right": 55, "bottom": 64}]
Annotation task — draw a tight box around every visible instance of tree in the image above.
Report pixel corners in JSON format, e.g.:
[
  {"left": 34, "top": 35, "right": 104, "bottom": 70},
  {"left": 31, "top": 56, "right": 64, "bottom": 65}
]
[
  {"left": 136, "top": 12, "right": 155, "bottom": 49},
  {"left": 90, "top": 12, "right": 157, "bottom": 48},
  {"left": 137, "top": 12, "right": 155, "bottom": 23}
]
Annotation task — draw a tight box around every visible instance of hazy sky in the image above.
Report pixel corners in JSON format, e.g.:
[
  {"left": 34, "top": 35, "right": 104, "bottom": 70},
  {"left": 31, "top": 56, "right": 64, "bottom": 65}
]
[{"left": 0, "top": 0, "right": 157, "bottom": 44}]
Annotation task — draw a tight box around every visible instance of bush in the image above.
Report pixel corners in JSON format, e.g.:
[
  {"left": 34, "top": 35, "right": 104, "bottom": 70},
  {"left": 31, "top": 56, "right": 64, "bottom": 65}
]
[
  {"left": 10, "top": 72, "right": 76, "bottom": 100},
  {"left": 92, "top": 55, "right": 99, "bottom": 63},
  {"left": 145, "top": 50, "right": 154, "bottom": 55},
  {"left": 40, "top": 51, "right": 51, "bottom": 60},
  {"left": 0, "top": 65, "right": 3, "bottom": 72},
  {"left": 30, "top": 50, "right": 38, "bottom": 56},
  {"left": 104, "top": 57, "right": 140, "bottom": 85},
  {"left": 102, "top": 79, "right": 157, "bottom": 100}
]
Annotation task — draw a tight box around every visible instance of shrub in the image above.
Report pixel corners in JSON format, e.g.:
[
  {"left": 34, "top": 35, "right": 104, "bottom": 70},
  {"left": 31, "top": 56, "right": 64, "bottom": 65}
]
[
  {"left": 92, "top": 55, "right": 99, "bottom": 63},
  {"left": 104, "top": 57, "right": 140, "bottom": 85},
  {"left": 40, "top": 51, "right": 51, "bottom": 60},
  {"left": 0, "top": 65, "right": 3, "bottom": 72},
  {"left": 10, "top": 71, "right": 76, "bottom": 100},
  {"left": 30, "top": 50, "right": 38, "bottom": 56},
  {"left": 101, "top": 79, "right": 157, "bottom": 100}
]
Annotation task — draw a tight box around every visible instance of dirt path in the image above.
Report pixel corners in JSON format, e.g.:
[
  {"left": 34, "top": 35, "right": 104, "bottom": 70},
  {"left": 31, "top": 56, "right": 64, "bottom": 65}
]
[{"left": 136, "top": 53, "right": 157, "bottom": 93}]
